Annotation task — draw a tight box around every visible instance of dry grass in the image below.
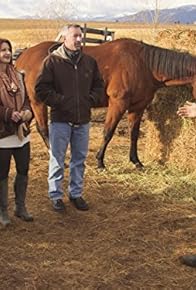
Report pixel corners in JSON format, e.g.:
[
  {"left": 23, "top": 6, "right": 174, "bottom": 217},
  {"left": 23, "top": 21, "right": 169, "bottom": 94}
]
[
  {"left": 0, "top": 122, "right": 195, "bottom": 289},
  {"left": 0, "top": 19, "right": 195, "bottom": 289},
  {"left": 0, "top": 19, "right": 195, "bottom": 52}
]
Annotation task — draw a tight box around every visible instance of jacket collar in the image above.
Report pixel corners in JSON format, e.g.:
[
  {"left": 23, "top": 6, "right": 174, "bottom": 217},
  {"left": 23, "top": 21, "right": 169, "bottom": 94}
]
[{"left": 51, "top": 43, "right": 82, "bottom": 64}]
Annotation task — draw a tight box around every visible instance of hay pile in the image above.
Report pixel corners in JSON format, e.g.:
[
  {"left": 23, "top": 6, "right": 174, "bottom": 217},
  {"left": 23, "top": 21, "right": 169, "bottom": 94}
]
[
  {"left": 140, "top": 29, "right": 196, "bottom": 171},
  {"left": 142, "top": 87, "right": 196, "bottom": 171},
  {"left": 155, "top": 28, "right": 196, "bottom": 54}
]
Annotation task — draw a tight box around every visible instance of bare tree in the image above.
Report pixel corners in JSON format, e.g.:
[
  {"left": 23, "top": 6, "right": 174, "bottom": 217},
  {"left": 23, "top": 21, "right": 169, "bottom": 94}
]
[
  {"left": 38, "top": 0, "right": 78, "bottom": 20},
  {"left": 142, "top": 0, "right": 178, "bottom": 25},
  {"left": 32, "top": 0, "right": 80, "bottom": 41},
  {"left": 142, "top": 0, "right": 161, "bottom": 26}
]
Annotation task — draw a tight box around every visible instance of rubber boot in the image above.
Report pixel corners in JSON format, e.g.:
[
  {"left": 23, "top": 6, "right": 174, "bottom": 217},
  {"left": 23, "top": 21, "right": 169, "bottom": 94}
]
[
  {"left": 14, "top": 174, "right": 33, "bottom": 222},
  {"left": 180, "top": 255, "right": 196, "bottom": 267},
  {"left": 0, "top": 178, "right": 11, "bottom": 227}
]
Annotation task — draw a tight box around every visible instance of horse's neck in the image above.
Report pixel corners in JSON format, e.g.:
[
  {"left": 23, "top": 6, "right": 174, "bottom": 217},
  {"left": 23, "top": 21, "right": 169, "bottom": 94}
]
[{"left": 145, "top": 44, "right": 195, "bottom": 84}]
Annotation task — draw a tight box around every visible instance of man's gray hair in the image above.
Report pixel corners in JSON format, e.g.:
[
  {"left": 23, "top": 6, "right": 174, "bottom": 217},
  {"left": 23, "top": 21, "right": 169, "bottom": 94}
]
[{"left": 55, "top": 24, "right": 82, "bottom": 41}]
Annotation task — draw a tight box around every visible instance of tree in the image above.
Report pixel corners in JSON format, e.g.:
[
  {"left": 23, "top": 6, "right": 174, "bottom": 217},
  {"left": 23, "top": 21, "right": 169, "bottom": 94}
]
[
  {"left": 37, "top": 0, "right": 78, "bottom": 20},
  {"left": 142, "top": 0, "right": 180, "bottom": 25}
]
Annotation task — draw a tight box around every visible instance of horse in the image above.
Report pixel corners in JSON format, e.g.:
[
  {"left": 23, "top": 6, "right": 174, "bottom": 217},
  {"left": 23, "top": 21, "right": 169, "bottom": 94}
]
[{"left": 15, "top": 38, "right": 196, "bottom": 169}]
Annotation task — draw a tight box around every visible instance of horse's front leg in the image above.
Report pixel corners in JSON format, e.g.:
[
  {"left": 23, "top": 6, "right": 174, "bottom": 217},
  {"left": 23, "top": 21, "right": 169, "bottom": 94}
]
[
  {"left": 96, "top": 127, "right": 116, "bottom": 169},
  {"left": 128, "top": 111, "right": 144, "bottom": 169},
  {"left": 96, "top": 101, "right": 126, "bottom": 169}
]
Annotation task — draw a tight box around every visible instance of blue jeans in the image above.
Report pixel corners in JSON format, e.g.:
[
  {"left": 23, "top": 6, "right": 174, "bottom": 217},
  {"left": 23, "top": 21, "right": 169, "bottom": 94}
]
[{"left": 48, "top": 122, "right": 90, "bottom": 200}]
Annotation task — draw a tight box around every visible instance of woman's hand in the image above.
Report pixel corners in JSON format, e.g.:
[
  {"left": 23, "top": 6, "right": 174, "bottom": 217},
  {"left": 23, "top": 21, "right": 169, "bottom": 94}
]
[
  {"left": 11, "top": 111, "right": 22, "bottom": 123},
  {"left": 17, "top": 122, "right": 28, "bottom": 141},
  {"left": 20, "top": 110, "right": 32, "bottom": 121}
]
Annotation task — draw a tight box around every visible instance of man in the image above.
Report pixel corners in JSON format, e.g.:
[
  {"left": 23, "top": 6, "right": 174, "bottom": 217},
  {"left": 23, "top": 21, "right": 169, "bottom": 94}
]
[
  {"left": 177, "top": 101, "right": 196, "bottom": 268},
  {"left": 35, "top": 24, "right": 104, "bottom": 211}
]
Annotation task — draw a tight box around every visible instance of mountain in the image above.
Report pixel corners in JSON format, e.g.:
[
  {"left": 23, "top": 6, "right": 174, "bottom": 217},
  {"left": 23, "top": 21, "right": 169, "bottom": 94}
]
[
  {"left": 114, "top": 5, "right": 196, "bottom": 24},
  {"left": 1, "top": 4, "right": 195, "bottom": 24},
  {"left": 62, "top": 4, "right": 196, "bottom": 23}
]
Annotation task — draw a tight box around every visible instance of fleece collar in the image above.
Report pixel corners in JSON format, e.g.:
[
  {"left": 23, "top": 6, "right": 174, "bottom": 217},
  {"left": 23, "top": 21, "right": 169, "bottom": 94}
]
[{"left": 51, "top": 43, "right": 82, "bottom": 63}]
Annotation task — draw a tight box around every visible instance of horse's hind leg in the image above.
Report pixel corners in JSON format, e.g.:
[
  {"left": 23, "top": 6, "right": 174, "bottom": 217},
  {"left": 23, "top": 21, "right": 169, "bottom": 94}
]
[
  {"left": 30, "top": 101, "right": 49, "bottom": 148},
  {"left": 128, "top": 111, "right": 144, "bottom": 169},
  {"left": 96, "top": 101, "right": 126, "bottom": 169}
]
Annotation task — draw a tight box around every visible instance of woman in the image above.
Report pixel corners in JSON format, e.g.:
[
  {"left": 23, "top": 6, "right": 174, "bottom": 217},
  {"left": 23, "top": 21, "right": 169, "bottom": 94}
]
[{"left": 0, "top": 38, "right": 33, "bottom": 227}]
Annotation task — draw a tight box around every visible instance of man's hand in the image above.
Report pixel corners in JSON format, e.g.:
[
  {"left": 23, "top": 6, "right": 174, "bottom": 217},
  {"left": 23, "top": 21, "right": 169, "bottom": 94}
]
[{"left": 177, "top": 101, "right": 196, "bottom": 118}]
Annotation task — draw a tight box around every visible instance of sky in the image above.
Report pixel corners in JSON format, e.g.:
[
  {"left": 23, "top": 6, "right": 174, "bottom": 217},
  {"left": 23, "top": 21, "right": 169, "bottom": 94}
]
[{"left": 0, "top": 0, "right": 195, "bottom": 18}]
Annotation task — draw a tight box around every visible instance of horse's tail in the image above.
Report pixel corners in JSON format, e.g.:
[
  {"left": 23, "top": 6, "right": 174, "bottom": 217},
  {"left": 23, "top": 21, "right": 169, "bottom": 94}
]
[
  {"left": 33, "top": 102, "right": 49, "bottom": 148},
  {"left": 36, "top": 121, "right": 49, "bottom": 148}
]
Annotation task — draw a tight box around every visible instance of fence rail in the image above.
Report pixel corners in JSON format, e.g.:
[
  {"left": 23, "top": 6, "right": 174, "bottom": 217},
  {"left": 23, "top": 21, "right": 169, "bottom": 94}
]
[
  {"left": 13, "top": 25, "right": 115, "bottom": 62},
  {"left": 81, "top": 23, "right": 115, "bottom": 45},
  {"left": 55, "top": 23, "right": 115, "bottom": 45}
]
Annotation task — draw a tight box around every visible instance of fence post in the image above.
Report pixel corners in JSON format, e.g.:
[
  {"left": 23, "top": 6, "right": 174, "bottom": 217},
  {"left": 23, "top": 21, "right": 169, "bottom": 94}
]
[
  {"left": 104, "top": 27, "right": 108, "bottom": 42},
  {"left": 83, "top": 23, "right": 87, "bottom": 46}
]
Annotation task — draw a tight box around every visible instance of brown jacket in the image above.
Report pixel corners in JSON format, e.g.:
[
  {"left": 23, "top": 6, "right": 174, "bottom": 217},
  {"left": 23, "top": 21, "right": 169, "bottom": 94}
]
[
  {"left": 35, "top": 43, "right": 105, "bottom": 124},
  {"left": 0, "top": 70, "right": 31, "bottom": 139}
]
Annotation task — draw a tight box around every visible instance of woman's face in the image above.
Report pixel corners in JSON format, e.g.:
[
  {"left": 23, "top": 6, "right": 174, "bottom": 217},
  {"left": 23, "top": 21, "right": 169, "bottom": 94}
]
[{"left": 0, "top": 42, "right": 12, "bottom": 64}]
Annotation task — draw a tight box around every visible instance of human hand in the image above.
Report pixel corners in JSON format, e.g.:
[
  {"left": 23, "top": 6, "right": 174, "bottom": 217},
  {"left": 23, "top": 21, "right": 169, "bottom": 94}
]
[
  {"left": 11, "top": 111, "right": 22, "bottom": 123},
  {"left": 20, "top": 110, "right": 32, "bottom": 121},
  {"left": 17, "top": 123, "right": 28, "bottom": 141},
  {"left": 177, "top": 101, "right": 196, "bottom": 118}
]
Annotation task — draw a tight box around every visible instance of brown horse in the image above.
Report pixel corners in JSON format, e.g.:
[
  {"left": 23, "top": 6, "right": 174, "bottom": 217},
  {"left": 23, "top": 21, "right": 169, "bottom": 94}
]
[{"left": 15, "top": 38, "right": 196, "bottom": 169}]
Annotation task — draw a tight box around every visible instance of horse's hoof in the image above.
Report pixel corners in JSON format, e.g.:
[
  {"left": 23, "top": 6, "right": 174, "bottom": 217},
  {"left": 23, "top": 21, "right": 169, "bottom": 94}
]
[
  {"left": 97, "top": 165, "right": 106, "bottom": 170},
  {"left": 135, "top": 162, "right": 144, "bottom": 170},
  {"left": 97, "top": 162, "right": 106, "bottom": 170}
]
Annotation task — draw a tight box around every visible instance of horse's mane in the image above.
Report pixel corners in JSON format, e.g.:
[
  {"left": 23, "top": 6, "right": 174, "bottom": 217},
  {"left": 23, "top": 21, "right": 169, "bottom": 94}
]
[{"left": 142, "top": 42, "right": 196, "bottom": 79}]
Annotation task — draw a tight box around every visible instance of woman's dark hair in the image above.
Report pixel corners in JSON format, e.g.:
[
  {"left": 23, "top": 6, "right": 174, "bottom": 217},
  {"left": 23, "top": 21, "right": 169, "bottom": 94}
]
[{"left": 0, "top": 38, "right": 12, "bottom": 64}]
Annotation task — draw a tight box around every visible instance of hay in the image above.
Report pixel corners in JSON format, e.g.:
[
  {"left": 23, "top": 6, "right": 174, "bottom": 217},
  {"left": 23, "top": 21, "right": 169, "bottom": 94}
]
[
  {"left": 155, "top": 28, "right": 196, "bottom": 54},
  {"left": 142, "top": 86, "right": 196, "bottom": 171}
]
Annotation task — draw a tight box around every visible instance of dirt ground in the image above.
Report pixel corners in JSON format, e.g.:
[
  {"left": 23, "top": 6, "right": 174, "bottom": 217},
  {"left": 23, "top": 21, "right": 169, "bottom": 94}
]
[{"left": 0, "top": 117, "right": 196, "bottom": 289}]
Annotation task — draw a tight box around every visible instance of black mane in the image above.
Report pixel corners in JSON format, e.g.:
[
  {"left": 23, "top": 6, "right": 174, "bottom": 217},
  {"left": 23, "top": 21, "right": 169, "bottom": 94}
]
[{"left": 142, "top": 42, "right": 196, "bottom": 79}]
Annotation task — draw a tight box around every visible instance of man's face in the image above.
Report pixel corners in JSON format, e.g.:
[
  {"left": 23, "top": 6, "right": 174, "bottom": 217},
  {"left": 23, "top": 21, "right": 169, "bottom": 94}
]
[{"left": 64, "top": 27, "right": 82, "bottom": 51}]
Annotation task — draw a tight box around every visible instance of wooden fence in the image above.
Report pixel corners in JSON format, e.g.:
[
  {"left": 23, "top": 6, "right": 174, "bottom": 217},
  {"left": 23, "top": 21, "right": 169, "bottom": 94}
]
[
  {"left": 55, "top": 23, "right": 115, "bottom": 45},
  {"left": 81, "top": 23, "right": 115, "bottom": 45},
  {"left": 13, "top": 25, "right": 115, "bottom": 62}
]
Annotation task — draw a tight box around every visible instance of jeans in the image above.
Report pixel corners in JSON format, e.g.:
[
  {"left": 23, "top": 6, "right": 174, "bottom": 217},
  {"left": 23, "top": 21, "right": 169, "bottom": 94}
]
[
  {"left": 0, "top": 142, "right": 30, "bottom": 181},
  {"left": 48, "top": 122, "right": 90, "bottom": 200}
]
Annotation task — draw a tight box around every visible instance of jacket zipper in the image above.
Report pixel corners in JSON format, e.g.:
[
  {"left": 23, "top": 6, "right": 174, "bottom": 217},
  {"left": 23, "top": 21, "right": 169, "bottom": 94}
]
[{"left": 74, "top": 64, "right": 80, "bottom": 123}]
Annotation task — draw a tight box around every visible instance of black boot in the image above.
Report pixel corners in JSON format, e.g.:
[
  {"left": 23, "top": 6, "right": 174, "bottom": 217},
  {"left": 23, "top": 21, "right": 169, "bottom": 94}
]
[
  {"left": 180, "top": 255, "right": 196, "bottom": 267},
  {"left": 0, "top": 178, "right": 11, "bottom": 227},
  {"left": 14, "top": 174, "right": 33, "bottom": 222}
]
